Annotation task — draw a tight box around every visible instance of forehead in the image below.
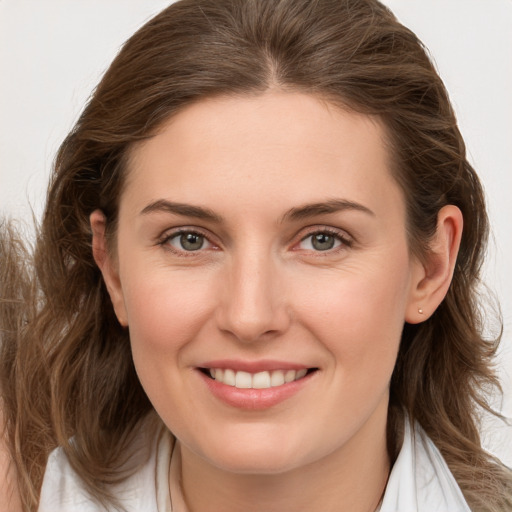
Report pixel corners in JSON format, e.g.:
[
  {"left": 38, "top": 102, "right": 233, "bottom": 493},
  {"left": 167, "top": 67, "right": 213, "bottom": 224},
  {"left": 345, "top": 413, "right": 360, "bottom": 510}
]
[{"left": 122, "top": 91, "right": 403, "bottom": 223}]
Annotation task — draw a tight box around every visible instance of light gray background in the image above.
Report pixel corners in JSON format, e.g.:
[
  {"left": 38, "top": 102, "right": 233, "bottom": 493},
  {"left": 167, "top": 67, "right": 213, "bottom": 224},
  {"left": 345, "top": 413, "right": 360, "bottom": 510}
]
[{"left": 1, "top": 0, "right": 511, "bottom": 464}]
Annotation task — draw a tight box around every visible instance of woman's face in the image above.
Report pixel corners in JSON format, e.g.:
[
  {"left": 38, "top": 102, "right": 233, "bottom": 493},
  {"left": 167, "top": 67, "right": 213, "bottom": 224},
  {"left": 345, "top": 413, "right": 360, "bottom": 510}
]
[{"left": 101, "top": 91, "right": 425, "bottom": 474}]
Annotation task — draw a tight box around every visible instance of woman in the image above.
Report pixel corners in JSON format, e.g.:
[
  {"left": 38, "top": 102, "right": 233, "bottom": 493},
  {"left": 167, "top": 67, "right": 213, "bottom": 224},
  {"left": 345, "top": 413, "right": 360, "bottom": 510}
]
[{"left": 1, "top": 0, "right": 511, "bottom": 510}]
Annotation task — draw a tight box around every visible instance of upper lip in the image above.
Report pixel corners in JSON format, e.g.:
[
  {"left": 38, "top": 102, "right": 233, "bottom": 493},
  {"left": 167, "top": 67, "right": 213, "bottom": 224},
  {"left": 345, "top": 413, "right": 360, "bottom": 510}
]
[{"left": 198, "top": 359, "right": 313, "bottom": 373}]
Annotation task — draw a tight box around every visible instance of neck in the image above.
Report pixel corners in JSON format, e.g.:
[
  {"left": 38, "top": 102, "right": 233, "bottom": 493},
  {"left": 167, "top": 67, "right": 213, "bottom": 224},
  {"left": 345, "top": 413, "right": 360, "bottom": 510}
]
[{"left": 178, "top": 403, "right": 390, "bottom": 512}]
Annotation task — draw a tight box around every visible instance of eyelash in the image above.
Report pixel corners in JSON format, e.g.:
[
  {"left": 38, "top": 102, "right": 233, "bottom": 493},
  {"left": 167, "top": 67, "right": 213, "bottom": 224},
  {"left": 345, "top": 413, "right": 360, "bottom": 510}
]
[{"left": 157, "top": 227, "right": 353, "bottom": 256}]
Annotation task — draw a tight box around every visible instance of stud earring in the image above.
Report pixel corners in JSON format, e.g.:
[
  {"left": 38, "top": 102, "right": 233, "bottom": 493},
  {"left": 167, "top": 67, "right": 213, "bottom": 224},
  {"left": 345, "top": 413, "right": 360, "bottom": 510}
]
[{"left": 418, "top": 308, "right": 424, "bottom": 314}]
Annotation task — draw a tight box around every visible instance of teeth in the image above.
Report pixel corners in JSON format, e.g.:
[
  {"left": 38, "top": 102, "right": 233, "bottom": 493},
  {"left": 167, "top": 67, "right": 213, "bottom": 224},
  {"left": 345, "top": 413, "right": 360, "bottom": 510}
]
[
  {"left": 235, "top": 371, "right": 252, "bottom": 389},
  {"left": 270, "top": 370, "right": 285, "bottom": 387},
  {"left": 284, "top": 369, "right": 296, "bottom": 383},
  {"left": 223, "top": 369, "right": 236, "bottom": 386},
  {"left": 253, "top": 371, "right": 271, "bottom": 389},
  {"left": 296, "top": 369, "right": 307, "bottom": 379},
  {"left": 208, "top": 368, "right": 310, "bottom": 389}
]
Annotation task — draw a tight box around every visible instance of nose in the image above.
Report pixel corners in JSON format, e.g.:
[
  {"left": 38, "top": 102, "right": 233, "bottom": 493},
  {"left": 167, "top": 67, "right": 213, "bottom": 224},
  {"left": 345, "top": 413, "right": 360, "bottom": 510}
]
[{"left": 216, "top": 251, "right": 291, "bottom": 343}]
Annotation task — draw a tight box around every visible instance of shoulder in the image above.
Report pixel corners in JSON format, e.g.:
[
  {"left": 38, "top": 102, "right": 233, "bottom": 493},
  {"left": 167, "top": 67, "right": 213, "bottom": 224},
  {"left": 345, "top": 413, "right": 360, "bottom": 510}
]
[
  {"left": 38, "top": 416, "right": 172, "bottom": 512},
  {"left": 380, "top": 419, "right": 471, "bottom": 512}
]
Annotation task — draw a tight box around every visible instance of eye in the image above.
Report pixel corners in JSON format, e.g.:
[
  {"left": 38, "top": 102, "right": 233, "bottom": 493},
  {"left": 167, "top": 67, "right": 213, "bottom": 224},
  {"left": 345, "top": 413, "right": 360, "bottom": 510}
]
[
  {"left": 297, "top": 230, "right": 350, "bottom": 252},
  {"left": 164, "top": 231, "right": 214, "bottom": 252}
]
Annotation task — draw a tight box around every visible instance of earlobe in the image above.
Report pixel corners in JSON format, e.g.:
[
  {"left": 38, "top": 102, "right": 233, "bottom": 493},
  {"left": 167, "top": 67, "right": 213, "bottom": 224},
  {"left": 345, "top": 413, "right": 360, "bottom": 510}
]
[
  {"left": 90, "top": 210, "right": 129, "bottom": 327},
  {"left": 405, "top": 205, "right": 463, "bottom": 324}
]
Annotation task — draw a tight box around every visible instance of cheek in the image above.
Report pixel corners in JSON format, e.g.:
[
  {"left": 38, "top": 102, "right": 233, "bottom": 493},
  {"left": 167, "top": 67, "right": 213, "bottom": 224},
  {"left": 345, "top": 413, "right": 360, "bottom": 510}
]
[
  {"left": 292, "top": 255, "right": 412, "bottom": 370},
  {"left": 121, "top": 266, "right": 218, "bottom": 363},
  {"left": 120, "top": 267, "right": 221, "bottom": 422}
]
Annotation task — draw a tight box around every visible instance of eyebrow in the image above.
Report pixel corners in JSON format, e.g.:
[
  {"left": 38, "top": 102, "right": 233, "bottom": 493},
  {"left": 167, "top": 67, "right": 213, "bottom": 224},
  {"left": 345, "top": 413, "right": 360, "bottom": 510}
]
[
  {"left": 281, "top": 199, "right": 375, "bottom": 222},
  {"left": 140, "top": 200, "right": 223, "bottom": 223},
  {"left": 140, "top": 198, "right": 374, "bottom": 223}
]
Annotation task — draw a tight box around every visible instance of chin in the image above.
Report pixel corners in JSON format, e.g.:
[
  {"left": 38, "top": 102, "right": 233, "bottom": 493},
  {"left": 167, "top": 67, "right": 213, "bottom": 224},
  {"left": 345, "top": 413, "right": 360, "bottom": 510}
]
[
  {"left": 194, "top": 431, "right": 310, "bottom": 475},
  {"left": 211, "top": 450, "right": 302, "bottom": 475}
]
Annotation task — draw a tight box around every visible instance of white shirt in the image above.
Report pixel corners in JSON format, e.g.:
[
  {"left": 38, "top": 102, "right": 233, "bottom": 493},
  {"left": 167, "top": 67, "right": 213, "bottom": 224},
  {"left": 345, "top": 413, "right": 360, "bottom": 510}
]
[{"left": 38, "top": 418, "right": 471, "bottom": 512}]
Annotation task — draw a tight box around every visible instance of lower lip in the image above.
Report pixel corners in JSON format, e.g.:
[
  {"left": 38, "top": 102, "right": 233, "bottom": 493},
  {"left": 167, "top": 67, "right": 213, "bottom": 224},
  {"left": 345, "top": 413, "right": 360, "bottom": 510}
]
[{"left": 199, "top": 370, "right": 314, "bottom": 410}]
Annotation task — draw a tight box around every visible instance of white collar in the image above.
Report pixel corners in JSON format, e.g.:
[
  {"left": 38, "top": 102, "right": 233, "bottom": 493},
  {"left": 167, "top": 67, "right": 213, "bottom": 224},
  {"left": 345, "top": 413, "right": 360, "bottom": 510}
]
[{"left": 379, "top": 419, "right": 471, "bottom": 512}]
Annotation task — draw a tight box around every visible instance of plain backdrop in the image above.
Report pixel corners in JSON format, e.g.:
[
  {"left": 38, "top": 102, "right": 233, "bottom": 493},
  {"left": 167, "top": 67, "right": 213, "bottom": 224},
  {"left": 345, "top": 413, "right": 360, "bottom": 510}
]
[{"left": 1, "top": 0, "right": 511, "bottom": 464}]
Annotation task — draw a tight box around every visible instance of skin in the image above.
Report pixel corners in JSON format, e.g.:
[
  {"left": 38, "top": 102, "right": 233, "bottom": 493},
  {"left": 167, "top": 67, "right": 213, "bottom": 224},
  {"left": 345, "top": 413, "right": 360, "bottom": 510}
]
[{"left": 92, "top": 91, "right": 462, "bottom": 512}]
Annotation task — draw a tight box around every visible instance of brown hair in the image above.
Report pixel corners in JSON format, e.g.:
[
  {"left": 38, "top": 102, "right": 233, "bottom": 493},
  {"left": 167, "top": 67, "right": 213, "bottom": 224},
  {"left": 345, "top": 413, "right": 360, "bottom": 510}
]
[{"left": 1, "top": 0, "right": 511, "bottom": 510}]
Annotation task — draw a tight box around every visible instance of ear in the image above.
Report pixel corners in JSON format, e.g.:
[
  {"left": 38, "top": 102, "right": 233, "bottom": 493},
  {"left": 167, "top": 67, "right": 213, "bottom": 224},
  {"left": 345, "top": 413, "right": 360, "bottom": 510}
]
[
  {"left": 405, "top": 205, "right": 463, "bottom": 324},
  {"left": 90, "top": 210, "right": 128, "bottom": 327}
]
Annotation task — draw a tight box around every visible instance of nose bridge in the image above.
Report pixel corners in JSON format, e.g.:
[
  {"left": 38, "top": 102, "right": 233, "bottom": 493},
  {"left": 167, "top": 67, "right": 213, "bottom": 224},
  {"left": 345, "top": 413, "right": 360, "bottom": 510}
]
[{"left": 217, "top": 243, "right": 288, "bottom": 342}]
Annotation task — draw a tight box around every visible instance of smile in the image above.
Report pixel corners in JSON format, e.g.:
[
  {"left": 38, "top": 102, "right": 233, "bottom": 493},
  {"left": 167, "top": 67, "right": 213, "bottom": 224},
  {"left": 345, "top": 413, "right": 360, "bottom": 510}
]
[
  {"left": 207, "top": 368, "right": 309, "bottom": 389},
  {"left": 198, "top": 362, "right": 318, "bottom": 409}
]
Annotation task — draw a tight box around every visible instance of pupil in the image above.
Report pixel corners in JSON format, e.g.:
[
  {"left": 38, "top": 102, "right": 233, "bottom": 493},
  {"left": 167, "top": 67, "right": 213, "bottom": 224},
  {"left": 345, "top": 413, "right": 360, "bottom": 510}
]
[
  {"left": 181, "top": 233, "right": 203, "bottom": 251},
  {"left": 312, "top": 233, "right": 334, "bottom": 251}
]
